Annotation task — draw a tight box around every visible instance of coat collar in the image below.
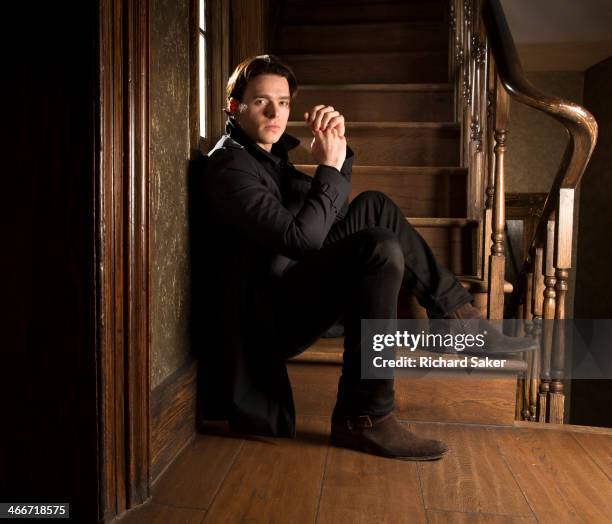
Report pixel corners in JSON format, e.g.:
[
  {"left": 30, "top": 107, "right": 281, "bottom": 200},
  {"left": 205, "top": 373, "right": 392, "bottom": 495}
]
[{"left": 225, "top": 118, "right": 300, "bottom": 166}]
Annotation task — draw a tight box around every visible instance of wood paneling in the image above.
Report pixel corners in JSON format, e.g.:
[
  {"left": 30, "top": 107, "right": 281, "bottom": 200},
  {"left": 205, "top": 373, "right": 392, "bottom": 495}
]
[
  {"left": 98, "top": 0, "right": 151, "bottom": 517},
  {"left": 150, "top": 358, "right": 198, "bottom": 483}
]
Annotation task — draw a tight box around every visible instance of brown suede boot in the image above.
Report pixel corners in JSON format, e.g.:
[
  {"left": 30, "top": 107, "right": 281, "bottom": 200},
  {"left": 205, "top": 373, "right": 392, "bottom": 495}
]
[
  {"left": 445, "top": 302, "right": 537, "bottom": 355},
  {"left": 330, "top": 408, "right": 448, "bottom": 461}
]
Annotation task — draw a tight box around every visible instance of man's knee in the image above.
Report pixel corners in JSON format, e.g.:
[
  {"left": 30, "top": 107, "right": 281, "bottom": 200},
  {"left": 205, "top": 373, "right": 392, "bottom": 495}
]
[
  {"left": 352, "top": 190, "right": 389, "bottom": 211},
  {"left": 358, "top": 227, "right": 404, "bottom": 275}
]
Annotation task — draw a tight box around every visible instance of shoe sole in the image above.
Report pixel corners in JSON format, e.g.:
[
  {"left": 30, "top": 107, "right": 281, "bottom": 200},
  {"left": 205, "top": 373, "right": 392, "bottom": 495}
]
[{"left": 329, "top": 435, "right": 448, "bottom": 461}]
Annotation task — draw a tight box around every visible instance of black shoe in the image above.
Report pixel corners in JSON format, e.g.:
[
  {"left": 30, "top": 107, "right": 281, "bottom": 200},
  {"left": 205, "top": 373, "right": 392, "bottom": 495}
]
[
  {"left": 330, "top": 407, "right": 448, "bottom": 461},
  {"left": 441, "top": 303, "right": 538, "bottom": 355}
]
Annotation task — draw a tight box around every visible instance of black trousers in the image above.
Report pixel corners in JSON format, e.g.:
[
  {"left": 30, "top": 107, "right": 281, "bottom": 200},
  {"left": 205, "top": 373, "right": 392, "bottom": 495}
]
[{"left": 273, "top": 191, "right": 472, "bottom": 416}]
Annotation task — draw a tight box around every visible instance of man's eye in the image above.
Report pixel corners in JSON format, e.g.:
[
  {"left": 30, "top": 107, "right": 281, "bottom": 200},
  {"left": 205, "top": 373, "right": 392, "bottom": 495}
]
[
  {"left": 280, "top": 101, "right": 290, "bottom": 107},
  {"left": 254, "top": 99, "right": 264, "bottom": 105}
]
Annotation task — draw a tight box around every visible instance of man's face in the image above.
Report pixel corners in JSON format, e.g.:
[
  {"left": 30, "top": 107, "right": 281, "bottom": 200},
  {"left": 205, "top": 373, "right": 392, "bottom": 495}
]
[{"left": 234, "top": 74, "right": 291, "bottom": 152}]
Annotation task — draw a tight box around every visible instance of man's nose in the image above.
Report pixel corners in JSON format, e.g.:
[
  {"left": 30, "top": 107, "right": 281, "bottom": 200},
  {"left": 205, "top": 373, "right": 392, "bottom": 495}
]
[{"left": 264, "top": 102, "right": 278, "bottom": 118}]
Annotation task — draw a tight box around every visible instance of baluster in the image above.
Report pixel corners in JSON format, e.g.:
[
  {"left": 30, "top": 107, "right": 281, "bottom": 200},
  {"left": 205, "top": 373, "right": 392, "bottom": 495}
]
[
  {"left": 522, "top": 264, "right": 534, "bottom": 420},
  {"left": 515, "top": 298, "right": 526, "bottom": 420},
  {"left": 449, "top": 0, "right": 457, "bottom": 87},
  {"left": 539, "top": 218, "right": 556, "bottom": 422},
  {"left": 482, "top": 59, "right": 496, "bottom": 282},
  {"left": 454, "top": 0, "right": 465, "bottom": 123},
  {"left": 549, "top": 189, "right": 574, "bottom": 424},
  {"left": 487, "top": 76, "right": 509, "bottom": 320},
  {"left": 468, "top": 6, "right": 485, "bottom": 224},
  {"left": 474, "top": 38, "right": 489, "bottom": 277},
  {"left": 461, "top": 0, "right": 473, "bottom": 166},
  {"left": 531, "top": 246, "right": 544, "bottom": 421}
]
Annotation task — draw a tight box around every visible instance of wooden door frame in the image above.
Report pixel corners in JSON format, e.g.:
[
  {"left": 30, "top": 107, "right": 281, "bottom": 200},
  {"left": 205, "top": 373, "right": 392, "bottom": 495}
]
[{"left": 97, "top": 0, "right": 151, "bottom": 520}]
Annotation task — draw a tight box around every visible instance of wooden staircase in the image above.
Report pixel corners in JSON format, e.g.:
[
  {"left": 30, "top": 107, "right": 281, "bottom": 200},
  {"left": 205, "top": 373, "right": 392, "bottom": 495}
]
[{"left": 273, "top": 0, "right": 525, "bottom": 425}]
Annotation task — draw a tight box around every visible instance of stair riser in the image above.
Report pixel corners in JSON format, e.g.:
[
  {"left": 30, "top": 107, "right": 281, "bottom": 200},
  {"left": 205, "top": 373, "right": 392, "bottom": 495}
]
[
  {"left": 282, "top": 53, "right": 449, "bottom": 84},
  {"left": 283, "top": 2, "right": 446, "bottom": 24},
  {"left": 414, "top": 224, "right": 473, "bottom": 274},
  {"left": 398, "top": 289, "right": 488, "bottom": 319},
  {"left": 278, "top": 24, "right": 447, "bottom": 54},
  {"left": 287, "top": 363, "right": 517, "bottom": 425},
  {"left": 350, "top": 173, "right": 466, "bottom": 217},
  {"left": 292, "top": 89, "right": 454, "bottom": 122},
  {"left": 287, "top": 127, "right": 460, "bottom": 166}
]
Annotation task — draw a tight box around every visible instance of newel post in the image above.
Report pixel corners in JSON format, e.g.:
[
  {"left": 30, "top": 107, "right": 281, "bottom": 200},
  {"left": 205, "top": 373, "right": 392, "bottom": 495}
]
[{"left": 549, "top": 188, "right": 574, "bottom": 423}]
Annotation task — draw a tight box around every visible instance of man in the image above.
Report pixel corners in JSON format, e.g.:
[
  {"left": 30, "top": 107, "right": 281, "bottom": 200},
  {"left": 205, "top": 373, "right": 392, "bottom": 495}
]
[{"left": 198, "top": 54, "right": 535, "bottom": 460}]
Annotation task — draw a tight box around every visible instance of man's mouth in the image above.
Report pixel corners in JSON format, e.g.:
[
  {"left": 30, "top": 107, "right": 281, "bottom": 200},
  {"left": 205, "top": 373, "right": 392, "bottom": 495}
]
[{"left": 265, "top": 125, "right": 281, "bottom": 131}]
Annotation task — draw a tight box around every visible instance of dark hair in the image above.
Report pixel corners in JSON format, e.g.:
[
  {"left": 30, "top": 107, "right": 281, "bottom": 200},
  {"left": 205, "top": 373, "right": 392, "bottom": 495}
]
[{"left": 226, "top": 54, "right": 298, "bottom": 103}]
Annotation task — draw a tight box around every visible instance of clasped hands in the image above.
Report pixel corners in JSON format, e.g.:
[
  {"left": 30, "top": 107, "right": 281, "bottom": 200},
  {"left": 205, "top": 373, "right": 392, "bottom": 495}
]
[{"left": 304, "top": 105, "right": 347, "bottom": 172}]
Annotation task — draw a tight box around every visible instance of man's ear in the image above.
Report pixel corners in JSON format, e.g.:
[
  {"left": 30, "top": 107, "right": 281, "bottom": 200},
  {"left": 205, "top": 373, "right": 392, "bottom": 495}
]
[{"left": 227, "top": 98, "right": 239, "bottom": 116}]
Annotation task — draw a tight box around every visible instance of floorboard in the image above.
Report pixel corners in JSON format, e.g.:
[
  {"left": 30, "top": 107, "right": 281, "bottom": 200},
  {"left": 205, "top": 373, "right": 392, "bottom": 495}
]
[
  {"left": 151, "top": 431, "right": 243, "bottom": 510},
  {"left": 414, "top": 424, "right": 533, "bottom": 517},
  {"left": 202, "top": 416, "right": 329, "bottom": 523},
  {"left": 316, "top": 433, "right": 425, "bottom": 523},
  {"left": 495, "top": 428, "right": 612, "bottom": 523},
  {"left": 116, "top": 502, "right": 205, "bottom": 524},
  {"left": 426, "top": 509, "right": 535, "bottom": 523},
  {"left": 116, "top": 421, "right": 612, "bottom": 524},
  {"left": 571, "top": 431, "right": 612, "bottom": 481}
]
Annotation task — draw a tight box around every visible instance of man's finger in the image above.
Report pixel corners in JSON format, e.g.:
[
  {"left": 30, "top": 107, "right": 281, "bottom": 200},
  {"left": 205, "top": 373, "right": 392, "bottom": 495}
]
[
  {"left": 320, "top": 111, "right": 340, "bottom": 131},
  {"left": 322, "top": 114, "right": 344, "bottom": 134},
  {"left": 313, "top": 106, "right": 335, "bottom": 131},
  {"left": 307, "top": 105, "right": 326, "bottom": 124}
]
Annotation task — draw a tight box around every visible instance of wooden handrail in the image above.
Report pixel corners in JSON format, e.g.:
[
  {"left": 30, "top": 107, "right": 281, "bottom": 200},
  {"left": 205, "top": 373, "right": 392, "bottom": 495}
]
[
  {"left": 482, "top": 0, "right": 598, "bottom": 255},
  {"left": 453, "top": 0, "right": 599, "bottom": 423}
]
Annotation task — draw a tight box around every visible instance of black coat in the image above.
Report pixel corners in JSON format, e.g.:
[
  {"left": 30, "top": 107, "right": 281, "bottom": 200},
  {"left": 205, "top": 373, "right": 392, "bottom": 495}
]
[{"left": 196, "top": 119, "right": 354, "bottom": 437}]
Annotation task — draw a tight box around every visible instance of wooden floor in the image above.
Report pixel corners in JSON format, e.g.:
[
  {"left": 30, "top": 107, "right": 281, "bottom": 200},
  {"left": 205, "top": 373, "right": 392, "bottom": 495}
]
[{"left": 116, "top": 417, "right": 612, "bottom": 524}]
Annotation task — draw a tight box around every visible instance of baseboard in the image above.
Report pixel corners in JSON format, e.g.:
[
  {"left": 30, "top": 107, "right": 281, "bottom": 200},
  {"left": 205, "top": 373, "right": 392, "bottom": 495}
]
[{"left": 150, "top": 357, "right": 198, "bottom": 483}]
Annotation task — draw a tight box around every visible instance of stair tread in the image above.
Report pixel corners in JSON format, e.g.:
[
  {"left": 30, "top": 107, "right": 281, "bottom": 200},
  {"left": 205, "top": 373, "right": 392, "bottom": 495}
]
[
  {"left": 289, "top": 337, "right": 528, "bottom": 372},
  {"left": 282, "top": 1, "right": 446, "bottom": 25},
  {"left": 282, "top": 21, "right": 445, "bottom": 29},
  {"left": 294, "top": 165, "right": 467, "bottom": 175},
  {"left": 287, "top": 121, "right": 458, "bottom": 129},
  {"left": 407, "top": 217, "right": 477, "bottom": 227},
  {"left": 286, "top": 0, "right": 443, "bottom": 5},
  {"left": 282, "top": 50, "right": 447, "bottom": 58},
  {"left": 298, "top": 83, "right": 453, "bottom": 92}
]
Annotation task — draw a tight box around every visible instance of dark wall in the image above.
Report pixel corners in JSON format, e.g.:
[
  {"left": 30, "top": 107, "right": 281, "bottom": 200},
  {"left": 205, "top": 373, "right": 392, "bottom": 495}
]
[
  {"left": 574, "top": 58, "right": 612, "bottom": 320},
  {"left": 150, "top": 0, "right": 193, "bottom": 389},
  {"left": 571, "top": 56, "right": 612, "bottom": 427},
  {"left": 2, "top": 1, "right": 99, "bottom": 520}
]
